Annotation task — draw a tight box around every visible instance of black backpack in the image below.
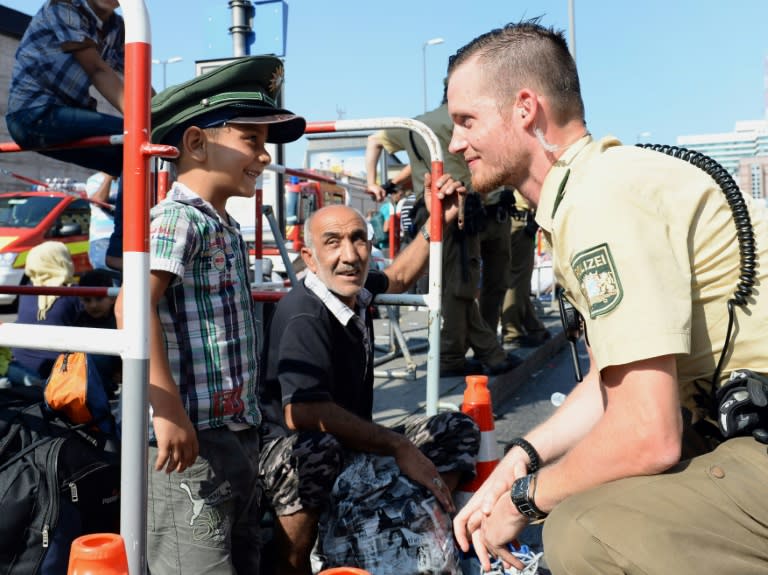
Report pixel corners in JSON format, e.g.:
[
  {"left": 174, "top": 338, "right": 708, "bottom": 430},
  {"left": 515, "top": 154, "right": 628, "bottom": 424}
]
[{"left": 0, "top": 386, "right": 120, "bottom": 574}]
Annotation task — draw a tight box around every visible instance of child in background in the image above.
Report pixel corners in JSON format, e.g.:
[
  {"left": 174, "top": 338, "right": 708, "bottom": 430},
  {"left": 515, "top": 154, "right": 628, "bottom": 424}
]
[{"left": 76, "top": 268, "right": 120, "bottom": 397}]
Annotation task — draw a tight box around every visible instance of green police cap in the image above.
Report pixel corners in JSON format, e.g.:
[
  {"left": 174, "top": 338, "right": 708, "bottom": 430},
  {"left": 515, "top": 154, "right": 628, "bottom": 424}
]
[{"left": 151, "top": 55, "right": 306, "bottom": 146}]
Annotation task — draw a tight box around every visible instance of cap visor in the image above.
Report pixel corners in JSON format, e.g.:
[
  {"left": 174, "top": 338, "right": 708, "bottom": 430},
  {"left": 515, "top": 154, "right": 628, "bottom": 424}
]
[{"left": 227, "top": 112, "right": 306, "bottom": 143}]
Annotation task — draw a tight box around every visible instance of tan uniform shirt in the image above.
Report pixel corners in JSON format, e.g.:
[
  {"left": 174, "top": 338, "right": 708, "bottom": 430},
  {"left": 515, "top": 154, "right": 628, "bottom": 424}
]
[
  {"left": 536, "top": 135, "right": 768, "bottom": 420},
  {"left": 376, "top": 103, "right": 472, "bottom": 196}
]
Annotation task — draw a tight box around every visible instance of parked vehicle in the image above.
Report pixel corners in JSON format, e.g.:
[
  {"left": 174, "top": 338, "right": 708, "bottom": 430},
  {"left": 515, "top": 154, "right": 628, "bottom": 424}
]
[{"left": 0, "top": 191, "right": 92, "bottom": 307}]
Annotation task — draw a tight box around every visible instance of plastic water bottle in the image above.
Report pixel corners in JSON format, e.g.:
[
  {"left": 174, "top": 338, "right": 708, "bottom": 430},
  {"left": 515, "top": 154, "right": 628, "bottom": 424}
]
[{"left": 550, "top": 392, "right": 567, "bottom": 407}]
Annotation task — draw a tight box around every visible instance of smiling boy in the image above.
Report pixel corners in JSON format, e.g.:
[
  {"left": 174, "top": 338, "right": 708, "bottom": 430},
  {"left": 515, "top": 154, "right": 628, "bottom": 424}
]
[{"left": 118, "top": 56, "right": 305, "bottom": 575}]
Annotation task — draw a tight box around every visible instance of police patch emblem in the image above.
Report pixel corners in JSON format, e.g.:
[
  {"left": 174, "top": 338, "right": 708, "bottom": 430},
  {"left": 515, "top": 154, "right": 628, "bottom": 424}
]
[{"left": 571, "top": 243, "right": 622, "bottom": 318}]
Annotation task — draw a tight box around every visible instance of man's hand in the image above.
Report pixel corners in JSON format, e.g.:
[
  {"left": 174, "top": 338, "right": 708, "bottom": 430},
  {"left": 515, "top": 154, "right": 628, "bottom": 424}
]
[
  {"left": 472, "top": 495, "right": 528, "bottom": 573},
  {"left": 453, "top": 450, "right": 528, "bottom": 551},
  {"left": 424, "top": 172, "right": 467, "bottom": 224},
  {"left": 393, "top": 440, "right": 456, "bottom": 514},
  {"left": 151, "top": 401, "right": 199, "bottom": 474}
]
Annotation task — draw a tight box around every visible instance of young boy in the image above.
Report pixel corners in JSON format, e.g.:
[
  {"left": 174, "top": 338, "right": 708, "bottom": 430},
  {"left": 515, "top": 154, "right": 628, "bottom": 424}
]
[{"left": 118, "top": 56, "right": 305, "bottom": 575}]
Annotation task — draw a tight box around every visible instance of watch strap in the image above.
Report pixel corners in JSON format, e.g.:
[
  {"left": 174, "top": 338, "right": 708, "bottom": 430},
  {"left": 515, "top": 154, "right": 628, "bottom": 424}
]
[{"left": 420, "top": 224, "right": 430, "bottom": 242}]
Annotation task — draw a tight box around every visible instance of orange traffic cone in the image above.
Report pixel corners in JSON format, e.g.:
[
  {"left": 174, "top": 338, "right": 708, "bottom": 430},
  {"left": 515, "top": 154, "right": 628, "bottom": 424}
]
[
  {"left": 67, "top": 533, "right": 128, "bottom": 575},
  {"left": 455, "top": 374, "right": 500, "bottom": 509}
]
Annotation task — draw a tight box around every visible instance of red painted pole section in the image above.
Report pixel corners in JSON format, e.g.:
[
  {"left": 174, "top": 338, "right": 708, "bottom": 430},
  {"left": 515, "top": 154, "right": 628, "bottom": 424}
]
[
  {"left": 123, "top": 41, "right": 152, "bottom": 255},
  {"left": 304, "top": 121, "right": 339, "bottom": 134},
  {"left": 429, "top": 160, "right": 443, "bottom": 242}
]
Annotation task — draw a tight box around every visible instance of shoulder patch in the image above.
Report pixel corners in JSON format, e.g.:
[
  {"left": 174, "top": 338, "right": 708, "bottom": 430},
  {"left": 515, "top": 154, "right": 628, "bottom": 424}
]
[{"left": 571, "top": 243, "right": 623, "bottom": 318}]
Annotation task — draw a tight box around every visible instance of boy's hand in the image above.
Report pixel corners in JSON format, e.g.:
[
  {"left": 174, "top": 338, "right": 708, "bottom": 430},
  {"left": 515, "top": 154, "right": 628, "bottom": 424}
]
[{"left": 152, "top": 404, "right": 199, "bottom": 473}]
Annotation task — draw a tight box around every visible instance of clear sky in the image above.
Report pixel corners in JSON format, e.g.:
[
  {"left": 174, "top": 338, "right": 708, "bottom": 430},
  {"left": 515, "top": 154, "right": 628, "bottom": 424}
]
[{"left": 4, "top": 1, "right": 768, "bottom": 169}]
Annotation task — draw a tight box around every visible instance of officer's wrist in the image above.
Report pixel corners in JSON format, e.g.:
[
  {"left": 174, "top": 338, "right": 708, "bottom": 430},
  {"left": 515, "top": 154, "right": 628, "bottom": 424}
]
[{"left": 420, "top": 223, "right": 430, "bottom": 242}]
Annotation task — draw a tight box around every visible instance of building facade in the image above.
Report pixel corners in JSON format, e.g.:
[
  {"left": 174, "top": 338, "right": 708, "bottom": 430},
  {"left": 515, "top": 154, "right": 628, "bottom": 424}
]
[{"left": 677, "top": 120, "right": 768, "bottom": 201}]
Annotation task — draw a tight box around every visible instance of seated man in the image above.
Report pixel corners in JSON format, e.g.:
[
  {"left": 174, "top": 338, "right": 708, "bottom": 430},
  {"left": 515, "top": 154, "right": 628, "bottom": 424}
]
[{"left": 259, "top": 191, "right": 480, "bottom": 574}]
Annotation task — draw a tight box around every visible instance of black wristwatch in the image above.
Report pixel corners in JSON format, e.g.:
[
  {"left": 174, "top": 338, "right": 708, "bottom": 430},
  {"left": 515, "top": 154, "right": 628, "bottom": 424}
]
[{"left": 510, "top": 473, "right": 548, "bottom": 520}]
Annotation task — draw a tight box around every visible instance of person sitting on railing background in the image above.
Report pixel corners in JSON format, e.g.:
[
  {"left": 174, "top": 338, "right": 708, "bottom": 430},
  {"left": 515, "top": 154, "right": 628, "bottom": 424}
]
[
  {"left": 4, "top": 0, "right": 148, "bottom": 275},
  {"left": 501, "top": 190, "right": 551, "bottom": 348},
  {"left": 8, "top": 241, "right": 82, "bottom": 387}
]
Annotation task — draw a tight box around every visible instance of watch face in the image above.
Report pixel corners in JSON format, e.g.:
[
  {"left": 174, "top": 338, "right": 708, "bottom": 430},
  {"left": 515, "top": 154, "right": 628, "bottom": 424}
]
[{"left": 510, "top": 474, "right": 545, "bottom": 520}]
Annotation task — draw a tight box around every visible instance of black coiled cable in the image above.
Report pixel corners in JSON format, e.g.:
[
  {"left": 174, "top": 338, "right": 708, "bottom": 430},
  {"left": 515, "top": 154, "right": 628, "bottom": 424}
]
[{"left": 636, "top": 144, "right": 757, "bottom": 401}]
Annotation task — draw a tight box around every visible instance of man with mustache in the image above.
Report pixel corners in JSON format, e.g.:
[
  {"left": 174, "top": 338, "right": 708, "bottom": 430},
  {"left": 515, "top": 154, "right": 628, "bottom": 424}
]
[{"left": 258, "top": 180, "right": 481, "bottom": 574}]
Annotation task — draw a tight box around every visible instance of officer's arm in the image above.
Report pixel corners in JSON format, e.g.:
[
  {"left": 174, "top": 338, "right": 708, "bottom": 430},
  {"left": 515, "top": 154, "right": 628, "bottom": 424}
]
[
  {"left": 383, "top": 172, "right": 464, "bottom": 293},
  {"left": 365, "top": 134, "right": 388, "bottom": 201},
  {"left": 534, "top": 354, "right": 682, "bottom": 513},
  {"left": 391, "top": 164, "right": 413, "bottom": 191},
  {"left": 383, "top": 216, "right": 432, "bottom": 293}
]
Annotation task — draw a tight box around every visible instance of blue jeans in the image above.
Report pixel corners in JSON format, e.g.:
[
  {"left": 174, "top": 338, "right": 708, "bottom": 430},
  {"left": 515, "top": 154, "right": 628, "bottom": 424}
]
[
  {"left": 89, "top": 238, "right": 110, "bottom": 270},
  {"left": 7, "top": 105, "right": 125, "bottom": 269},
  {"left": 6, "top": 105, "right": 123, "bottom": 176}
]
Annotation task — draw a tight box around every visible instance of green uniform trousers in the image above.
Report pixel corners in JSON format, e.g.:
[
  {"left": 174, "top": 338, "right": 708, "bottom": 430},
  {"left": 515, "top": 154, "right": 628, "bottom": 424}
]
[
  {"left": 478, "top": 213, "right": 511, "bottom": 333},
  {"left": 544, "top": 437, "right": 768, "bottom": 574},
  {"left": 501, "top": 216, "right": 547, "bottom": 341},
  {"left": 440, "top": 227, "right": 505, "bottom": 370}
]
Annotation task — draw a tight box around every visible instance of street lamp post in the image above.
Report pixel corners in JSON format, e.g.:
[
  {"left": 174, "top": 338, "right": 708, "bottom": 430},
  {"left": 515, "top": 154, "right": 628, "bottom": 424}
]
[
  {"left": 152, "top": 56, "right": 183, "bottom": 90},
  {"left": 422, "top": 37, "right": 444, "bottom": 112}
]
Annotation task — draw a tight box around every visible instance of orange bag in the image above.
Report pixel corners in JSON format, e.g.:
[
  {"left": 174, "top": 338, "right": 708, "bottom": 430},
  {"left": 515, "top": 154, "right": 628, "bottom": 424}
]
[{"left": 44, "top": 352, "right": 115, "bottom": 435}]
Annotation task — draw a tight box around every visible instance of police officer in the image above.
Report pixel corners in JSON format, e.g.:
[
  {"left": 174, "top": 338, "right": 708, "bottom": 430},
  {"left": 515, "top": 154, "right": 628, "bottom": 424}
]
[
  {"left": 365, "top": 92, "right": 520, "bottom": 377},
  {"left": 448, "top": 21, "right": 768, "bottom": 574},
  {"left": 477, "top": 188, "right": 513, "bottom": 334},
  {"left": 501, "top": 190, "right": 550, "bottom": 347}
]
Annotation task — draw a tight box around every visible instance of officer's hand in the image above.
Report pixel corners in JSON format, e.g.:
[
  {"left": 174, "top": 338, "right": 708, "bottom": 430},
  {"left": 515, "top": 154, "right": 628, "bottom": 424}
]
[
  {"left": 367, "top": 183, "right": 387, "bottom": 202},
  {"left": 424, "top": 172, "right": 466, "bottom": 224}
]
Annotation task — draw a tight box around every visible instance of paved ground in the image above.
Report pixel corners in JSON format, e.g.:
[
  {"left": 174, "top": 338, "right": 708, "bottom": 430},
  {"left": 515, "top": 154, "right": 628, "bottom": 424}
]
[{"left": 371, "top": 298, "right": 565, "bottom": 428}]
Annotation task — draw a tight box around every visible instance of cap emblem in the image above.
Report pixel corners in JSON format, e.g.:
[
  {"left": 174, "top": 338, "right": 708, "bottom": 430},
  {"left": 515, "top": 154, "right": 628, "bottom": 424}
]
[{"left": 269, "top": 65, "right": 284, "bottom": 96}]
